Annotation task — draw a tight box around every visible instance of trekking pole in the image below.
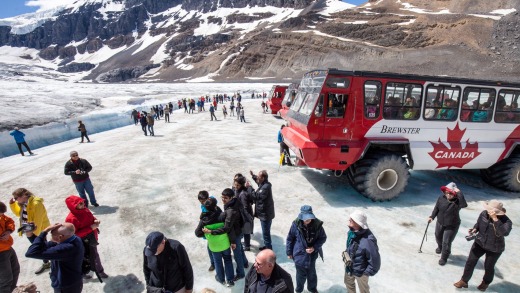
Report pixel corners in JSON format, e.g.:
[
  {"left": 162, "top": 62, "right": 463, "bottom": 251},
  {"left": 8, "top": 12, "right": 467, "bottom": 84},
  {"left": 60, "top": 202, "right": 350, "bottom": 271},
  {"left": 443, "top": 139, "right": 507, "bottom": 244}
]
[{"left": 418, "top": 221, "right": 430, "bottom": 253}]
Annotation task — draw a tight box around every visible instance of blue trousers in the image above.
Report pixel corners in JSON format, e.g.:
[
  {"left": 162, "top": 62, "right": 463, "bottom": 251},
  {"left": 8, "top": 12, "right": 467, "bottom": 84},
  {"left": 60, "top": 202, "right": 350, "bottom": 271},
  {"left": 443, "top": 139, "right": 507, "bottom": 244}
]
[
  {"left": 295, "top": 253, "right": 318, "bottom": 293},
  {"left": 233, "top": 235, "right": 247, "bottom": 278},
  {"left": 260, "top": 220, "right": 272, "bottom": 249},
  {"left": 73, "top": 178, "right": 97, "bottom": 206},
  {"left": 212, "top": 248, "right": 234, "bottom": 283}
]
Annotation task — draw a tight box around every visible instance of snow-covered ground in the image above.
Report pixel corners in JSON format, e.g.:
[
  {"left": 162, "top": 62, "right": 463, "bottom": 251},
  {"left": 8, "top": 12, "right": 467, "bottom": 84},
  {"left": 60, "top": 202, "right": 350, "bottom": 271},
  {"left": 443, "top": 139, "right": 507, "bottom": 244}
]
[{"left": 1, "top": 98, "right": 519, "bottom": 293}]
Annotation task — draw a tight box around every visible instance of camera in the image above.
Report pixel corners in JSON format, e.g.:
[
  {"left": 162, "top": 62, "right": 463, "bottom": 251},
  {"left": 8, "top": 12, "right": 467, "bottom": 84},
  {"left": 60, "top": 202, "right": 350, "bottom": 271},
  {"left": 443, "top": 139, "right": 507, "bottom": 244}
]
[
  {"left": 465, "top": 233, "right": 477, "bottom": 241},
  {"left": 17, "top": 222, "right": 35, "bottom": 233}
]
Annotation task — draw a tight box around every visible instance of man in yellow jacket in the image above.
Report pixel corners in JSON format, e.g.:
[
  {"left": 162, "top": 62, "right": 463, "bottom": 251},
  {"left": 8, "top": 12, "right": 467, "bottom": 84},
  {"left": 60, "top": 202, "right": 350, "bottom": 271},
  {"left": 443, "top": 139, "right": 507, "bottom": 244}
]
[{"left": 9, "top": 187, "right": 51, "bottom": 274}]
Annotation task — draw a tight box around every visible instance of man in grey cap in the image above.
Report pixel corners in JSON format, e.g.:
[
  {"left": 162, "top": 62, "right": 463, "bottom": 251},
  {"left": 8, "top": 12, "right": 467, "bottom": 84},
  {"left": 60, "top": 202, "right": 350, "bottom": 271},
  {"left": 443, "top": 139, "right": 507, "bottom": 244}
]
[
  {"left": 143, "top": 232, "right": 194, "bottom": 293},
  {"left": 64, "top": 151, "right": 99, "bottom": 207},
  {"left": 344, "top": 210, "right": 380, "bottom": 293},
  {"left": 286, "top": 205, "right": 327, "bottom": 293}
]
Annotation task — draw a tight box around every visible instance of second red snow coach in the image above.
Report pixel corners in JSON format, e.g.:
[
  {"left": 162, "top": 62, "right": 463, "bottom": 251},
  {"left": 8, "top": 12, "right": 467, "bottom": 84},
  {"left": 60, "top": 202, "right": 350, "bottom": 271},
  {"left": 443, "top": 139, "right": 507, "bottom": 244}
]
[
  {"left": 282, "top": 69, "right": 520, "bottom": 201},
  {"left": 266, "top": 85, "right": 288, "bottom": 114}
]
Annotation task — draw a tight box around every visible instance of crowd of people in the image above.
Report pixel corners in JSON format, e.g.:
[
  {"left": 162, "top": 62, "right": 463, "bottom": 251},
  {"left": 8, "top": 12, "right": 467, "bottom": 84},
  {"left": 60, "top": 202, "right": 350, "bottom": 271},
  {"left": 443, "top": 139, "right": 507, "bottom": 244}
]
[{"left": 3, "top": 95, "right": 514, "bottom": 293}]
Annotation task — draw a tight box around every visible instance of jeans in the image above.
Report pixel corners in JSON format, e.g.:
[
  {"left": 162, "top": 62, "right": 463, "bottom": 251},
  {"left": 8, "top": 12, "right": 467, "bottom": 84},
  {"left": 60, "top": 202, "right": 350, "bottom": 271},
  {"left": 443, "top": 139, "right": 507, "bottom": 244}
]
[
  {"left": 462, "top": 242, "right": 502, "bottom": 284},
  {"left": 16, "top": 142, "right": 32, "bottom": 155},
  {"left": 80, "top": 131, "right": 90, "bottom": 142},
  {"left": 147, "top": 125, "right": 154, "bottom": 136},
  {"left": 141, "top": 125, "right": 147, "bottom": 135},
  {"left": 73, "top": 178, "right": 98, "bottom": 206},
  {"left": 0, "top": 248, "right": 20, "bottom": 293},
  {"left": 133, "top": 118, "right": 138, "bottom": 125},
  {"left": 295, "top": 253, "right": 318, "bottom": 293},
  {"left": 243, "top": 234, "right": 251, "bottom": 248},
  {"left": 233, "top": 235, "right": 247, "bottom": 278},
  {"left": 212, "top": 248, "right": 234, "bottom": 283},
  {"left": 260, "top": 220, "right": 272, "bottom": 249},
  {"left": 207, "top": 245, "right": 214, "bottom": 267},
  {"left": 53, "top": 282, "right": 83, "bottom": 293},
  {"left": 240, "top": 116, "right": 246, "bottom": 122},
  {"left": 435, "top": 222, "right": 459, "bottom": 260}
]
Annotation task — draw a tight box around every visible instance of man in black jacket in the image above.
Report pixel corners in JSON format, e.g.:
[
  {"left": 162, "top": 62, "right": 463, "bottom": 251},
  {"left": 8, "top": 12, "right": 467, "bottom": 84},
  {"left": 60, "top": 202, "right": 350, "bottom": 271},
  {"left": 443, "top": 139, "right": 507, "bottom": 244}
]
[
  {"left": 428, "top": 182, "right": 467, "bottom": 265},
  {"left": 244, "top": 249, "right": 293, "bottom": 293},
  {"left": 26, "top": 223, "right": 84, "bottom": 293},
  {"left": 454, "top": 200, "right": 512, "bottom": 292},
  {"left": 64, "top": 151, "right": 99, "bottom": 207},
  {"left": 247, "top": 170, "right": 275, "bottom": 250},
  {"left": 143, "top": 232, "right": 194, "bottom": 293}
]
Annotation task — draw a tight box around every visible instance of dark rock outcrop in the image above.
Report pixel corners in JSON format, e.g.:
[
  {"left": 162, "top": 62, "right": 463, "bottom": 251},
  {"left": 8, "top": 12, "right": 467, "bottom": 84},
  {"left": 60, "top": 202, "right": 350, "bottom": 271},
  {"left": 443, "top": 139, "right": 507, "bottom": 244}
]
[
  {"left": 97, "top": 64, "right": 160, "bottom": 82},
  {"left": 57, "top": 62, "right": 96, "bottom": 73}
]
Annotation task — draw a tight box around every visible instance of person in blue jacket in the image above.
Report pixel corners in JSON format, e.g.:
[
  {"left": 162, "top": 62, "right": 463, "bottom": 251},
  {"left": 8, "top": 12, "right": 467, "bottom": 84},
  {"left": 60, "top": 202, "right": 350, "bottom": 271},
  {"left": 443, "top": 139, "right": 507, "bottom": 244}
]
[
  {"left": 278, "top": 125, "right": 293, "bottom": 166},
  {"left": 344, "top": 210, "right": 380, "bottom": 293},
  {"left": 286, "top": 205, "right": 327, "bottom": 293},
  {"left": 9, "top": 127, "right": 34, "bottom": 156},
  {"left": 26, "top": 222, "right": 84, "bottom": 293}
]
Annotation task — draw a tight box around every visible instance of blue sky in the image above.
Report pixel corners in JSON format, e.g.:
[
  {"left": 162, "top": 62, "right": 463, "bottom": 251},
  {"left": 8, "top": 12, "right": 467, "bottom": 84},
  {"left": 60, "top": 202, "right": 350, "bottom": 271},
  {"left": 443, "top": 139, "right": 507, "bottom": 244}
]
[{"left": 0, "top": 0, "right": 367, "bottom": 19}]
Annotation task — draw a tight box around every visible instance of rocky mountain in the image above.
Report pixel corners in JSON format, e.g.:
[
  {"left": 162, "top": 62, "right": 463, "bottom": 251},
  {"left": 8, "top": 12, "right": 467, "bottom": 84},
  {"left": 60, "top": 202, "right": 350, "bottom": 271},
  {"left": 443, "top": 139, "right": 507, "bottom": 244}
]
[{"left": 0, "top": 0, "right": 519, "bottom": 82}]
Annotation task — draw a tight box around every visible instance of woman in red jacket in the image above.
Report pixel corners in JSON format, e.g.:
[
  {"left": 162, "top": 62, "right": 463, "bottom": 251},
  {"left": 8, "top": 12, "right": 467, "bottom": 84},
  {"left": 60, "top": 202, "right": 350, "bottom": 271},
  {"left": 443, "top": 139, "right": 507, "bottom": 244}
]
[{"left": 65, "top": 195, "right": 108, "bottom": 279}]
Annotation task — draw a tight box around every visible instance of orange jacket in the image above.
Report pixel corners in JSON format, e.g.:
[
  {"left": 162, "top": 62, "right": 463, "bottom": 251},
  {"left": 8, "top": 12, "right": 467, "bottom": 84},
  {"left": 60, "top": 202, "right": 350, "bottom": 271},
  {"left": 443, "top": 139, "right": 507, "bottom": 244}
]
[{"left": 0, "top": 214, "right": 15, "bottom": 252}]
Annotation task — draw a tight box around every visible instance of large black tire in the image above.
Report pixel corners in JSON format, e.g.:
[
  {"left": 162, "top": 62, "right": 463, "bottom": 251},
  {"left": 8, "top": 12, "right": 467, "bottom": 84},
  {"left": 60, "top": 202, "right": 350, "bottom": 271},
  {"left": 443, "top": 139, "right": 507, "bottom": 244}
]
[
  {"left": 480, "top": 154, "right": 520, "bottom": 192},
  {"left": 348, "top": 153, "right": 410, "bottom": 201}
]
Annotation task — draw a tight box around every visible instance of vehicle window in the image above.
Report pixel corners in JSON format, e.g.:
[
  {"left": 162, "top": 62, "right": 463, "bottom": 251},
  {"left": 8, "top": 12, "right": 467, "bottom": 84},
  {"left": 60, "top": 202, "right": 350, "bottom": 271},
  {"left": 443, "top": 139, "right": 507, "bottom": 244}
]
[
  {"left": 314, "top": 94, "right": 324, "bottom": 117},
  {"left": 383, "top": 82, "right": 422, "bottom": 120},
  {"left": 326, "top": 93, "right": 347, "bottom": 118},
  {"left": 325, "top": 77, "right": 350, "bottom": 88},
  {"left": 423, "top": 85, "right": 460, "bottom": 121},
  {"left": 364, "top": 81, "right": 382, "bottom": 119},
  {"left": 291, "top": 92, "right": 307, "bottom": 112},
  {"left": 299, "top": 93, "right": 320, "bottom": 116},
  {"left": 460, "top": 87, "right": 495, "bottom": 122},
  {"left": 495, "top": 90, "right": 520, "bottom": 123}
]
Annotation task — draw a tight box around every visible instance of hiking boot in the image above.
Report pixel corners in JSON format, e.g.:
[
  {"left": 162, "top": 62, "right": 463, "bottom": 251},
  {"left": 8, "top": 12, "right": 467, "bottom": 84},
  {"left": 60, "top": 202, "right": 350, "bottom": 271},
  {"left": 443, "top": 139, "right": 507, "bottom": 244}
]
[
  {"left": 35, "top": 262, "right": 51, "bottom": 274},
  {"left": 435, "top": 247, "right": 441, "bottom": 254},
  {"left": 477, "top": 281, "right": 489, "bottom": 291},
  {"left": 226, "top": 281, "right": 235, "bottom": 287},
  {"left": 92, "top": 203, "right": 99, "bottom": 207},
  {"left": 233, "top": 275, "right": 244, "bottom": 282},
  {"left": 454, "top": 280, "right": 468, "bottom": 288},
  {"left": 98, "top": 272, "right": 109, "bottom": 279},
  {"left": 244, "top": 262, "right": 249, "bottom": 269},
  {"left": 208, "top": 265, "right": 215, "bottom": 272},
  {"left": 83, "top": 273, "right": 93, "bottom": 280},
  {"left": 438, "top": 258, "right": 447, "bottom": 266},
  {"left": 214, "top": 275, "right": 225, "bottom": 285}
]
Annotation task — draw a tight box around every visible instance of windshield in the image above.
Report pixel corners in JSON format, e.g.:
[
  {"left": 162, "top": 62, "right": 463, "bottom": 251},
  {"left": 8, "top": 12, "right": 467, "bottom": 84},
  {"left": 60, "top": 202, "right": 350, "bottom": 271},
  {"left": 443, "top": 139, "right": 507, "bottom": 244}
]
[
  {"left": 299, "top": 70, "right": 327, "bottom": 94},
  {"left": 299, "top": 93, "right": 320, "bottom": 116},
  {"left": 291, "top": 92, "right": 308, "bottom": 112}
]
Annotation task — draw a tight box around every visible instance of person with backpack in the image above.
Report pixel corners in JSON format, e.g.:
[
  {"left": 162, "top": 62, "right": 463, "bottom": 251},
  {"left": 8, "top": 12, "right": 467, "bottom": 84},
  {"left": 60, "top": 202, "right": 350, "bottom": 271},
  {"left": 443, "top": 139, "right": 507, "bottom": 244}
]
[
  {"left": 344, "top": 210, "right": 380, "bottom": 293},
  {"left": 64, "top": 195, "right": 108, "bottom": 280},
  {"left": 195, "top": 198, "right": 235, "bottom": 287},
  {"left": 143, "top": 232, "right": 194, "bottom": 293},
  {"left": 286, "top": 205, "right": 327, "bottom": 293}
]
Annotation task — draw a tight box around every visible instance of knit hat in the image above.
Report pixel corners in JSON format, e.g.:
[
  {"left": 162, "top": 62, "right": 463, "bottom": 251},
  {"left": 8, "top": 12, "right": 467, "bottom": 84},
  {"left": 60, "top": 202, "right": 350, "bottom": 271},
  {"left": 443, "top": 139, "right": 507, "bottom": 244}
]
[
  {"left": 440, "top": 182, "right": 457, "bottom": 195},
  {"left": 298, "top": 205, "right": 316, "bottom": 221},
  {"left": 350, "top": 210, "right": 368, "bottom": 229},
  {"left": 145, "top": 231, "right": 165, "bottom": 256},
  {"left": 481, "top": 199, "right": 505, "bottom": 216}
]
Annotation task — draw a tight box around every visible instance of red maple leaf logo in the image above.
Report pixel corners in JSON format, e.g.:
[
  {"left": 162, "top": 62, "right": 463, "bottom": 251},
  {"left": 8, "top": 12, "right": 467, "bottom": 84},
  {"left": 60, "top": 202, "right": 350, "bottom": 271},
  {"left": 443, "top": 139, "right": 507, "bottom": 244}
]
[{"left": 428, "top": 123, "right": 481, "bottom": 169}]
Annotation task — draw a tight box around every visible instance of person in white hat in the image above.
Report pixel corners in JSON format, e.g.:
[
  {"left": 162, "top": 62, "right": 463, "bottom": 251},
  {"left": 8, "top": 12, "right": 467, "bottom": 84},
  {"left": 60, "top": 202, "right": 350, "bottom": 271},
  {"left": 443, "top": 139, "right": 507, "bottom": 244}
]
[
  {"left": 344, "top": 210, "right": 380, "bottom": 293},
  {"left": 428, "top": 182, "right": 468, "bottom": 266},
  {"left": 454, "top": 200, "right": 512, "bottom": 291}
]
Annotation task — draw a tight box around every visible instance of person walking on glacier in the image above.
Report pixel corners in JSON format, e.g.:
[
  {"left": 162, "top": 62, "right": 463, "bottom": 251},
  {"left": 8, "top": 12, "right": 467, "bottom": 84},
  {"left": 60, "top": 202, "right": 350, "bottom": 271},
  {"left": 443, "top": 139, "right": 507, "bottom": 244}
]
[
  {"left": 77, "top": 120, "right": 90, "bottom": 143},
  {"left": 139, "top": 112, "right": 148, "bottom": 136},
  {"left": 10, "top": 127, "right": 34, "bottom": 156},
  {"left": 428, "top": 182, "right": 467, "bottom": 266}
]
